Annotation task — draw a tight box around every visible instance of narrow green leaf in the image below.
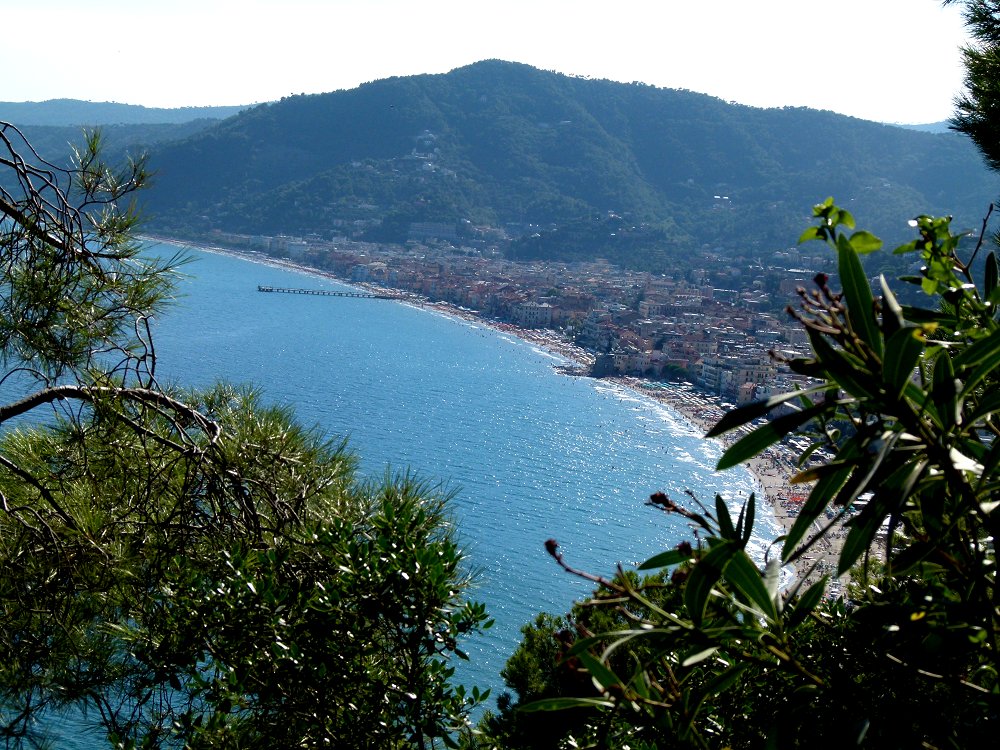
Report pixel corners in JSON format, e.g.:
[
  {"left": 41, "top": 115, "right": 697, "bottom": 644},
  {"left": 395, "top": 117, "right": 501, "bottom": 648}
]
[
  {"left": 742, "top": 493, "right": 756, "bottom": 548},
  {"left": 899, "top": 304, "right": 958, "bottom": 325},
  {"left": 519, "top": 697, "right": 615, "bottom": 712},
  {"left": 968, "top": 388, "right": 1000, "bottom": 424},
  {"left": 716, "top": 494, "right": 735, "bottom": 540},
  {"left": 807, "top": 327, "right": 875, "bottom": 398},
  {"left": 638, "top": 547, "right": 691, "bottom": 571},
  {"left": 932, "top": 354, "right": 959, "bottom": 429},
  {"left": 576, "top": 650, "right": 621, "bottom": 692},
  {"left": 628, "top": 657, "right": 652, "bottom": 701},
  {"left": 838, "top": 509, "right": 884, "bottom": 575},
  {"left": 982, "top": 436, "right": 1000, "bottom": 481},
  {"left": 786, "top": 577, "right": 829, "bottom": 629},
  {"left": 565, "top": 635, "right": 606, "bottom": 658},
  {"left": 879, "top": 275, "right": 905, "bottom": 337},
  {"left": 681, "top": 646, "right": 719, "bottom": 667},
  {"left": 952, "top": 327, "right": 1000, "bottom": 370},
  {"left": 836, "top": 457, "right": 919, "bottom": 576},
  {"left": 882, "top": 327, "right": 924, "bottom": 397},
  {"left": 958, "top": 331, "right": 1000, "bottom": 396},
  {"left": 902, "top": 379, "right": 942, "bottom": 429},
  {"left": 716, "top": 401, "right": 829, "bottom": 471},
  {"left": 838, "top": 234, "right": 883, "bottom": 358},
  {"left": 762, "top": 556, "right": 780, "bottom": 606},
  {"left": 685, "top": 541, "right": 737, "bottom": 627},
  {"left": 703, "top": 661, "right": 751, "bottom": 696},
  {"left": 705, "top": 385, "right": 831, "bottom": 438},
  {"left": 985, "top": 251, "right": 998, "bottom": 301},
  {"left": 782, "top": 457, "right": 856, "bottom": 560},
  {"left": 724, "top": 551, "right": 777, "bottom": 622}
]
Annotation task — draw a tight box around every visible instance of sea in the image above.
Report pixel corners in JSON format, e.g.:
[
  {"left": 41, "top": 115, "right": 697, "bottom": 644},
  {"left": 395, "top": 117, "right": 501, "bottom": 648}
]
[{"left": 36, "top": 243, "right": 777, "bottom": 744}]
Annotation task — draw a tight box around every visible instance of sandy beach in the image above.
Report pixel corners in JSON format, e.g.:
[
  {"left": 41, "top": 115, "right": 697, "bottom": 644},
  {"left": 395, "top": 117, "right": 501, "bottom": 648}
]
[
  {"left": 151, "top": 237, "right": 846, "bottom": 592},
  {"left": 415, "top": 307, "right": 850, "bottom": 592},
  {"left": 603, "top": 376, "right": 849, "bottom": 593}
]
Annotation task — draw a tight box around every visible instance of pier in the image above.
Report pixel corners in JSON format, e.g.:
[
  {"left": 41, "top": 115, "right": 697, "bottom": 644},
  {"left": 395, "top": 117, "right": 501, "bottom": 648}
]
[{"left": 257, "top": 285, "right": 400, "bottom": 300}]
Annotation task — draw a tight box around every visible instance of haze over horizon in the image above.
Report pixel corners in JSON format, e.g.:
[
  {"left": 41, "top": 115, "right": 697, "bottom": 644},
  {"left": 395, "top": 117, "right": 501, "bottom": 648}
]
[{"left": 0, "top": 0, "right": 971, "bottom": 126}]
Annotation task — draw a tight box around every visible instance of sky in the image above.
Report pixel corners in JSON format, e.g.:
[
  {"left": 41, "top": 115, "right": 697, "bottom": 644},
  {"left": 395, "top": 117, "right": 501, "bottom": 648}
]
[{"left": 0, "top": 0, "right": 972, "bottom": 124}]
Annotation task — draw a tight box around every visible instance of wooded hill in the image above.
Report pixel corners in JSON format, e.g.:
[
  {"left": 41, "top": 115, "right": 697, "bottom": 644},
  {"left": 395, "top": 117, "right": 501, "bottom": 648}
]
[{"left": 7, "top": 62, "right": 996, "bottom": 272}]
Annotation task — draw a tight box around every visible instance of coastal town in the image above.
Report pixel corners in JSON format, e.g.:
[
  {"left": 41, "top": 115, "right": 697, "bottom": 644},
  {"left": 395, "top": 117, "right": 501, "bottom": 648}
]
[
  {"left": 169, "top": 226, "right": 857, "bottom": 588},
  {"left": 194, "top": 224, "right": 836, "bottom": 405}
]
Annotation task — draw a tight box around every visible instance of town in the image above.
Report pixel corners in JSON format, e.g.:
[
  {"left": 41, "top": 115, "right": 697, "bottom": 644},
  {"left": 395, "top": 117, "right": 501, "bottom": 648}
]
[{"left": 198, "top": 224, "right": 839, "bottom": 406}]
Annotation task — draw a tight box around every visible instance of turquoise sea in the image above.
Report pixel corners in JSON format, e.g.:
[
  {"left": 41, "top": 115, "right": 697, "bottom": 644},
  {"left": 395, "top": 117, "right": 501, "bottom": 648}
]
[
  {"left": 39, "top": 243, "right": 777, "bottom": 744},
  {"left": 149, "top": 245, "right": 776, "bottom": 692}
]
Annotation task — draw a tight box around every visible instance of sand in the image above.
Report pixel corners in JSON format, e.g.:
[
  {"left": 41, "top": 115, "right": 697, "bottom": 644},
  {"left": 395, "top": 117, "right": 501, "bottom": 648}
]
[{"left": 603, "top": 376, "right": 849, "bottom": 593}]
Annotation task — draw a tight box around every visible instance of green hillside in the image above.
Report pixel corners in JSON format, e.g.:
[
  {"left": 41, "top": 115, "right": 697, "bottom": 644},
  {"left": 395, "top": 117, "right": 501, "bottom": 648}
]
[{"left": 113, "top": 61, "right": 997, "bottom": 268}]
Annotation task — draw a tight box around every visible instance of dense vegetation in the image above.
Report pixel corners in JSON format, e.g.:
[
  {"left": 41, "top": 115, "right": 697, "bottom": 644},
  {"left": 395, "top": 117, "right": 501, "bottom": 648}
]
[
  {"left": 473, "top": 202, "right": 1000, "bottom": 748},
  {"left": 0, "top": 124, "right": 489, "bottom": 748},
  {"left": 467, "top": 3, "right": 1000, "bottom": 746},
  {"left": 3, "top": 2, "right": 1000, "bottom": 748}
]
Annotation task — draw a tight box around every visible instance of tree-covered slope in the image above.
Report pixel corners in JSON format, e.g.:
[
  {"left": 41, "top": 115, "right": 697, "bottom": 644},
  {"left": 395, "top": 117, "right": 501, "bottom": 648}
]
[{"left": 138, "top": 60, "right": 994, "bottom": 264}]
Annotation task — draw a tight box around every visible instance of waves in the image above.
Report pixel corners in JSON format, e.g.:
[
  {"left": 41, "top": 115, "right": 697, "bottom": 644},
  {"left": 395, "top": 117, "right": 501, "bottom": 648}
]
[{"left": 150, "top": 245, "right": 767, "bottom": 694}]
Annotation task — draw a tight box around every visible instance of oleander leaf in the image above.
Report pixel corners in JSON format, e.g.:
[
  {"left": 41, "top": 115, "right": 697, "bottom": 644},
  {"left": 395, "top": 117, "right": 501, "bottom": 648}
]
[
  {"left": 724, "top": 551, "right": 777, "bottom": 622},
  {"left": 638, "top": 547, "right": 692, "bottom": 571},
  {"left": 705, "top": 385, "right": 831, "bottom": 438},
  {"left": 985, "top": 251, "right": 998, "bottom": 301},
  {"left": 882, "top": 327, "right": 924, "bottom": 397},
  {"left": 681, "top": 647, "right": 719, "bottom": 667},
  {"left": 576, "top": 650, "right": 622, "bottom": 693},
  {"left": 716, "top": 401, "right": 829, "bottom": 471},
  {"left": 716, "top": 494, "right": 735, "bottom": 540},
  {"left": 519, "top": 697, "right": 615, "bottom": 712},
  {"left": 787, "top": 577, "right": 829, "bottom": 629},
  {"left": 838, "top": 234, "right": 882, "bottom": 358},
  {"left": 685, "top": 541, "right": 737, "bottom": 626}
]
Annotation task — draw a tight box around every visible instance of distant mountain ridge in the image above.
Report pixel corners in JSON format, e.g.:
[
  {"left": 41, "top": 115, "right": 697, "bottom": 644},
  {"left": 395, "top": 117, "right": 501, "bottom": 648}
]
[
  {"left": 0, "top": 99, "right": 248, "bottom": 126},
  {"left": 6, "top": 63, "right": 995, "bottom": 273},
  {"left": 139, "top": 61, "right": 996, "bottom": 269},
  {"left": 898, "top": 121, "right": 953, "bottom": 134}
]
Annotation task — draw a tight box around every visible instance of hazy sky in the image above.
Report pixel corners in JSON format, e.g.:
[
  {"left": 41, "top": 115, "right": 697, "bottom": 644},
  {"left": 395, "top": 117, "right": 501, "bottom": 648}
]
[{"left": 0, "top": 0, "right": 971, "bottom": 124}]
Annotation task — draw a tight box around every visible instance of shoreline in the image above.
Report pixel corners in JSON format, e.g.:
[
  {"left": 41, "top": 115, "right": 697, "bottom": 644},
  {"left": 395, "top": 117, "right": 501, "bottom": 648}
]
[
  {"left": 149, "top": 236, "right": 845, "bottom": 591},
  {"left": 607, "top": 377, "right": 847, "bottom": 591}
]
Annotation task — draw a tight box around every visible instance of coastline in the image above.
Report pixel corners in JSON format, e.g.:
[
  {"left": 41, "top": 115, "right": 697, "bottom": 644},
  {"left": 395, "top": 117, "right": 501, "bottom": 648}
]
[
  {"left": 606, "top": 377, "right": 847, "bottom": 591},
  {"left": 149, "top": 236, "right": 846, "bottom": 592}
]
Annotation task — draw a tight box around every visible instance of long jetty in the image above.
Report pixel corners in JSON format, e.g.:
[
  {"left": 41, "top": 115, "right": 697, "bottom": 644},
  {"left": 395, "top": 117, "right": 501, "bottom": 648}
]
[{"left": 257, "top": 285, "right": 400, "bottom": 300}]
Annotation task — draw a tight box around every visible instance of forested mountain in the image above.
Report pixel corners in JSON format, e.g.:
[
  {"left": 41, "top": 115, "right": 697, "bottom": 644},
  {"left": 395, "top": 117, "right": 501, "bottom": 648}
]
[
  {"left": 42, "top": 62, "right": 1000, "bottom": 270},
  {"left": 0, "top": 101, "right": 247, "bottom": 200},
  {"left": 0, "top": 121, "right": 227, "bottom": 177}
]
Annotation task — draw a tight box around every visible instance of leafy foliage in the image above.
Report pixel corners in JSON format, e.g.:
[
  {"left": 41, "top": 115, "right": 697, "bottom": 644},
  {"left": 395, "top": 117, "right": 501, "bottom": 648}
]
[
  {"left": 0, "top": 124, "right": 489, "bottom": 748},
  {"left": 480, "top": 203, "right": 999, "bottom": 748},
  {"left": 949, "top": 1, "right": 1000, "bottom": 170}
]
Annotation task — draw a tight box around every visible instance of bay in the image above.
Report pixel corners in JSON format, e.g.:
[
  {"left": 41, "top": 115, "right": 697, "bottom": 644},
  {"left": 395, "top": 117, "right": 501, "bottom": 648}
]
[
  {"left": 148, "top": 244, "right": 776, "bottom": 695},
  {"left": 37, "top": 243, "right": 776, "bottom": 747}
]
